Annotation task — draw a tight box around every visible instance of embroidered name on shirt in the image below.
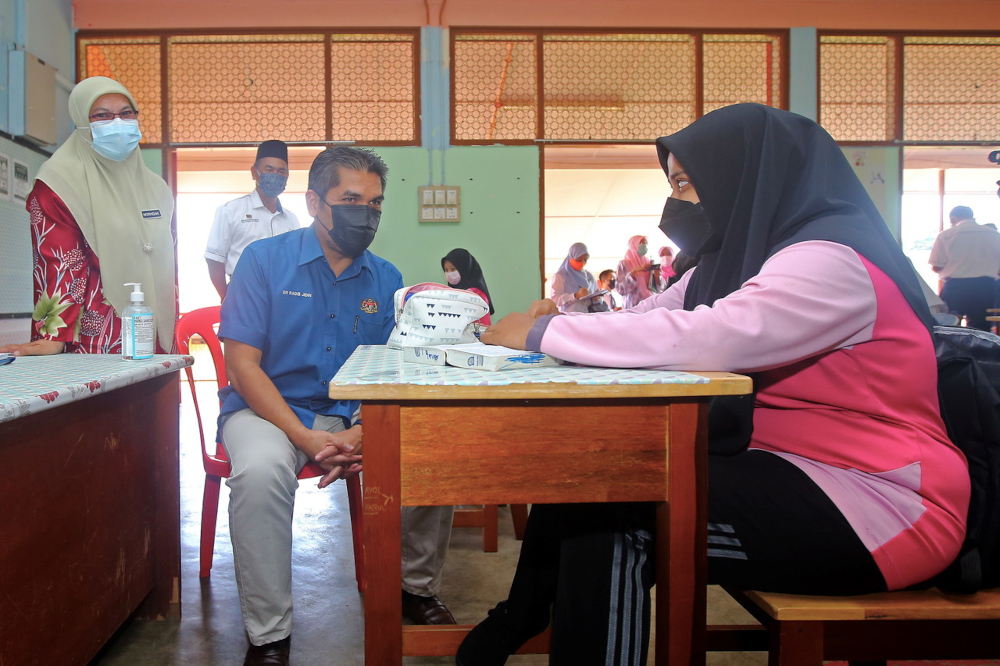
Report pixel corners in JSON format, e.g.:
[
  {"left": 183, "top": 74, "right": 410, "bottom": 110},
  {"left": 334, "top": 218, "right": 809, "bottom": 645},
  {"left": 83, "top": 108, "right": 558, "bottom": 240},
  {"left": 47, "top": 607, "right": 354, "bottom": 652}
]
[
  {"left": 282, "top": 290, "right": 312, "bottom": 297},
  {"left": 141, "top": 209, "right": 162, "bottom": 219},
  {"left": 360, "top": 298, "right": 378, "bottom": 314}
]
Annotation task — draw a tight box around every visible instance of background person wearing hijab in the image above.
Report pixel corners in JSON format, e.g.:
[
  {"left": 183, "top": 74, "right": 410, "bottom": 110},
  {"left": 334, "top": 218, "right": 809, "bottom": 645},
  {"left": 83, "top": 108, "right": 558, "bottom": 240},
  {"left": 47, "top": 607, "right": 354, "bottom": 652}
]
[
  {"left": 657, "top": 245, "right": 675, "bottom": 287},
  {"left": 549, "top": 242, "right": 607, "bottom": 313},
  {"left": 1, "top": 76, "right": 175, "bottom": 357},
  {"left": 614, "top": 234, "right": 655, "bottom": 308},
  {"left": 441, "top": 247, "right": 494, "bottom": 325},
  {"left": 205, "top": 140, "right": 300, "bottom": 301},
  {"left": 460, "top": 104, "right": 969, "bottom": 666}
]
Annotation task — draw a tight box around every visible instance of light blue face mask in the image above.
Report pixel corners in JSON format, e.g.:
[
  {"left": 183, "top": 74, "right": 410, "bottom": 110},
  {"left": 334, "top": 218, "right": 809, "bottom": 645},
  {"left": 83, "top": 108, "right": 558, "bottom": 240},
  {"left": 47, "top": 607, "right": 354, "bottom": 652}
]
[{"left": 89, "top": 118, "right": 142, "bottom": 161}]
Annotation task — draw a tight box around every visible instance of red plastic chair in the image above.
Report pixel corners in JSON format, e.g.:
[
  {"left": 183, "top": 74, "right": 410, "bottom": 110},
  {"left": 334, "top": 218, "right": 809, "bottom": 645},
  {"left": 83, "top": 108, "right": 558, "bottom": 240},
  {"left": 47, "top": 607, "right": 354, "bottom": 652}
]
[{"left": 175, "top": 306, "right": 365, "bottom": 590}]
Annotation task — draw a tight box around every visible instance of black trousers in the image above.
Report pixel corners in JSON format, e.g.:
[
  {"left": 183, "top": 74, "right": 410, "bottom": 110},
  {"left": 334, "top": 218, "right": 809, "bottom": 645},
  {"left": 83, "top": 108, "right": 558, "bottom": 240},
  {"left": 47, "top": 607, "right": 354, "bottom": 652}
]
[
  {"left": 941, "top": 276, "right": 996, "bottom": 330},
  {"left": 503, "top": 451, "right": 886, "bottom": 665}
]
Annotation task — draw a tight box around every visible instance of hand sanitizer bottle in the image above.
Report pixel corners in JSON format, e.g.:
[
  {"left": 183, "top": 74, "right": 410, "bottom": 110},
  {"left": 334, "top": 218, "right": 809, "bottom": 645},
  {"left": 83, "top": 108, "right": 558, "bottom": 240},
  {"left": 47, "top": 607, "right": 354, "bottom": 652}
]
[{"left": 121, "top": 282, "right": 155, "bottom": 360}]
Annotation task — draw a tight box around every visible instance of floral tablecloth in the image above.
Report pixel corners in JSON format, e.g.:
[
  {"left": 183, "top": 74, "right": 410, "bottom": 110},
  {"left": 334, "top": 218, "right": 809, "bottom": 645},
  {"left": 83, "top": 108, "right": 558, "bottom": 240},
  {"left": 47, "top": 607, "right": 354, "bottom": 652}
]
[{"left": 0, "top": 354, "right": 193, "bottom": 423}]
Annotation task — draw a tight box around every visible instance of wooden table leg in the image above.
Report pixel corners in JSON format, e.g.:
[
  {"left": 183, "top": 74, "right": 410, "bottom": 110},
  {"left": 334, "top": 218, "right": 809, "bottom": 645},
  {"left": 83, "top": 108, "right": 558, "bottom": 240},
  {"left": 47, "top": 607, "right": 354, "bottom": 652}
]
[
  {"left": 657, "top": 399, "right": 708, "bottom": 666},
  {"left": 363, "top": 403, "right": 404, "bottom": 665}
]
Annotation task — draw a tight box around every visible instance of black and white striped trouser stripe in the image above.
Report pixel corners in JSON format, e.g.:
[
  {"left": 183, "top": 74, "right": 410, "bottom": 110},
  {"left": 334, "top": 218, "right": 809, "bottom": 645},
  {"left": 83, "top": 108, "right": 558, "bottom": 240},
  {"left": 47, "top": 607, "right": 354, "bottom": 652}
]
[{"left": 605, "top": 528, "right": 653, "bottom": 666}]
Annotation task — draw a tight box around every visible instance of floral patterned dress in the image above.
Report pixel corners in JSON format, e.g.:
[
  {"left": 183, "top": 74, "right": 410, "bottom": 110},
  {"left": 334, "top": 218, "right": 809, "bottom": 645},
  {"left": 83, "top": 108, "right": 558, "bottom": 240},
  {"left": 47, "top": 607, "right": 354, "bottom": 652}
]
[{"left": 27, "top": 180, "right": 165, "bottom": 354}]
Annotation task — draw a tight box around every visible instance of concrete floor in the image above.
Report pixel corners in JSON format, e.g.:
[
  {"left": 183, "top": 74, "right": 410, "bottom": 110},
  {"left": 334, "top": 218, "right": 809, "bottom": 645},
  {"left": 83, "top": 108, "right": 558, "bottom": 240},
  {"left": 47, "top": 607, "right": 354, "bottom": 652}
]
[{"left": 88, "top": 359, "right": 766, "bottom": 666}]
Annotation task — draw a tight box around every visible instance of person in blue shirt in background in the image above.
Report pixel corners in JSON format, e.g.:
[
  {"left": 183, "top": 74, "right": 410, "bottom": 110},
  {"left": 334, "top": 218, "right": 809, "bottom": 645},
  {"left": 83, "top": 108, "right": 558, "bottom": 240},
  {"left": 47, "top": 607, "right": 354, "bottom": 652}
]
[{"left": 219, "top": 146, "right": 456, "bottom": 666}]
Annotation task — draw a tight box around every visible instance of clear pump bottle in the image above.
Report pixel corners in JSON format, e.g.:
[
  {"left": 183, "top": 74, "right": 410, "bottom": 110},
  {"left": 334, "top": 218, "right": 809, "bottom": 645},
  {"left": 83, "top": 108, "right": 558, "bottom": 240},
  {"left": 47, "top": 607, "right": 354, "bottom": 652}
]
[{"left": 121, "top": 282, "right": 155, "bottom": 360}]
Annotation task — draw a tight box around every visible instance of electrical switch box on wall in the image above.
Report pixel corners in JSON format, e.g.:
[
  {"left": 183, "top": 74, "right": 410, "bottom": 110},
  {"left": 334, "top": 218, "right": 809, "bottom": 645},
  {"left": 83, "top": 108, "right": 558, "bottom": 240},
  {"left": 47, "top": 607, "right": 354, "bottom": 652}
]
[
  {"left": 8, "top": 50, "right": 57, "bottom": 146},
  {"left": 418, "top": 186, "right": 460, "bottom": 222}
]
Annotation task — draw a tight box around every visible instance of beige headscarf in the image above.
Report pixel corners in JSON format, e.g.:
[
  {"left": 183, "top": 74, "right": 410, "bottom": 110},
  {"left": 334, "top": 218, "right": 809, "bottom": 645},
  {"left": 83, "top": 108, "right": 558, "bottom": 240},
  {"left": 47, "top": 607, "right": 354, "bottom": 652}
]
[{"left": 34, "top": 76, "right": 175, "bottom": 352}]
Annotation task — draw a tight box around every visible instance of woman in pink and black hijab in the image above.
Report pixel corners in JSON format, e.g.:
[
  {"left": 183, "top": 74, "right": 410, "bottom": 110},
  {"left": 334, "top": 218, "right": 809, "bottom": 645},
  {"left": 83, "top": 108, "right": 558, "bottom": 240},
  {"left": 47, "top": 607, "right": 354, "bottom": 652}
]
[{"left": 461, "top": 104, "right": 968, "bottom": 666}]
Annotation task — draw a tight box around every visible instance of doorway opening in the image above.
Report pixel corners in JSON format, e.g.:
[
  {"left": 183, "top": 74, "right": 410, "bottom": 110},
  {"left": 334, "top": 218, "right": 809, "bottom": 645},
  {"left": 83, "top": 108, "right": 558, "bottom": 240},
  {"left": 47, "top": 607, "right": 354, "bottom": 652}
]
[
  {"left": 543, "top": 144, "right": 674, "bottom": 306},
  {"left": 173, "top": 146, "right": 322, "bottom": 315},
  {"left": 901, "top": 146, "right": 1000, "bottom": 291}
]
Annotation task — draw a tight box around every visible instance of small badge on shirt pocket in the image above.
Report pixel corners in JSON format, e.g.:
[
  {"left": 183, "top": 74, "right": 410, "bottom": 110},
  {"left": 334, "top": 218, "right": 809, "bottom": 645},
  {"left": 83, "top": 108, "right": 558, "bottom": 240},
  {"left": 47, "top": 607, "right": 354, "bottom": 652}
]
[{"left": 360, "top": 298, "right": 378, "bottom": 314}]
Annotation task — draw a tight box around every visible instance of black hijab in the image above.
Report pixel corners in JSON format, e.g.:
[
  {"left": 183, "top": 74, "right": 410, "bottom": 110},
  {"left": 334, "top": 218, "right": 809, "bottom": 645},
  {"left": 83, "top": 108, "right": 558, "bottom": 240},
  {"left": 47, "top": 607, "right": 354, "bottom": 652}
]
[
  {"left": 441, "top": 248, "right": 495, "bottom": 315},
  {"left": 655, "top": 104, "right": 934, "bottom": 453}
]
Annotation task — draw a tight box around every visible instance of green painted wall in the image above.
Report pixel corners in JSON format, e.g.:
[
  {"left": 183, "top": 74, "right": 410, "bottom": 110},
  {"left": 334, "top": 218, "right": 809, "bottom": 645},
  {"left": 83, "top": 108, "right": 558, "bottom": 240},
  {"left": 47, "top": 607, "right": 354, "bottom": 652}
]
[
  {"left": 140, "top": 147, "right": 163, "bottom": 177},
  {"left": 368, "top": 145, "right": 541, "bottom": 318}
]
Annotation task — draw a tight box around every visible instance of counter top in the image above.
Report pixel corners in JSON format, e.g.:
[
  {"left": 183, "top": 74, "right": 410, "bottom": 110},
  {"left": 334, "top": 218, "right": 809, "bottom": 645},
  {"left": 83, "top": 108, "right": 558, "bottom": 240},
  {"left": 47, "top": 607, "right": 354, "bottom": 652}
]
[{"left": 0, "top": 354, "right": 193, "bottom": 423}]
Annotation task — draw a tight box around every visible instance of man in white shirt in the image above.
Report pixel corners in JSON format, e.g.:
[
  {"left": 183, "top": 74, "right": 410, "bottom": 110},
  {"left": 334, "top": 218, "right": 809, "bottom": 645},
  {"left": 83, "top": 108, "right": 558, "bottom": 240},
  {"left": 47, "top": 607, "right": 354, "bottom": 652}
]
[
  {"left": 205, "top": 140, "right": 300, "bottom": 300},
  {"left": 929, "top": 205, "right": 1000, "bottom": 330}
]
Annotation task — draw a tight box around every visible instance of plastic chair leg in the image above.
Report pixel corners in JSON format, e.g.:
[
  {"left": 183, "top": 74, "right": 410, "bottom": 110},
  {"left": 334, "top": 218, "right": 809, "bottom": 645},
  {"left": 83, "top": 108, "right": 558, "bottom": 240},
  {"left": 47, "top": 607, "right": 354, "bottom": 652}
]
[
  {"left": 200, "top": 474, "right": 223, "bottom": 578},
  {"left": 347, "top": 475, "right": 365, "bottom": 592}
]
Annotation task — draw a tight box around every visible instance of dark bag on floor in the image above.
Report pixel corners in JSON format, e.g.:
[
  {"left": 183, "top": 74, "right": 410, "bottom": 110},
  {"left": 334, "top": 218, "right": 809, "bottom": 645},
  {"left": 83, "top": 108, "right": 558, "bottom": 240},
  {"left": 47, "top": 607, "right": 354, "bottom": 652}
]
[{"left": 931, "top": 326, "right": 1000, "bottom": 593}]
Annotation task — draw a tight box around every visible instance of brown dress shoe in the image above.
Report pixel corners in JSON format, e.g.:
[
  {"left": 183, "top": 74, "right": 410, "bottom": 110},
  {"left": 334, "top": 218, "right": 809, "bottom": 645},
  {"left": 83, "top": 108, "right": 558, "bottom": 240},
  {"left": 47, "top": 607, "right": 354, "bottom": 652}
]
[
  {"left": 243, "top": 636, "right": 290, "bottom": 666},
  {"left": 401, "top": 590, "right": 457, "bottom": 625}
]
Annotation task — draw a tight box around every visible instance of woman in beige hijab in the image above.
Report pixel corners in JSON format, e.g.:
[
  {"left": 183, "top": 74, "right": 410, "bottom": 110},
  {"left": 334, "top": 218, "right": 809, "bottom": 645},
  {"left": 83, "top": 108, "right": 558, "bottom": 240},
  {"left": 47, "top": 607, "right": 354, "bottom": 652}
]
[{"left": 1, "top": 76, "right": 175, "bottom": 356}]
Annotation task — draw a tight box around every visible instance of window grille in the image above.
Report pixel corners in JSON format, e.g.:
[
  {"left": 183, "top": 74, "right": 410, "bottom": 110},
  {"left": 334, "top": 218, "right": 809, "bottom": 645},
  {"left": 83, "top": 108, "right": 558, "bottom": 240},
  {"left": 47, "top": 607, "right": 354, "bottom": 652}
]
[
  {"left": 820, "top": 33, "right": 1000, "bottom": 143},
  {"left": 904, "top": 35, "right": 1000, "bottom": 142},
  {"left": 77, "top": 31, "right": 419, "bottom": 146},
  {"left": 453, "top": 30, "right": 784, "bottom": 144}
]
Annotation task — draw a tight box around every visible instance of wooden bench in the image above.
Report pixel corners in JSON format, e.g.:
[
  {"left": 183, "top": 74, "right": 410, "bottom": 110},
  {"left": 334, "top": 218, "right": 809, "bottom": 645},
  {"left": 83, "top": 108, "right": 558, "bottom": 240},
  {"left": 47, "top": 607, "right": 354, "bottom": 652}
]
[{"left": 708, "top": 585, "right": 1000, "bottom": 665}]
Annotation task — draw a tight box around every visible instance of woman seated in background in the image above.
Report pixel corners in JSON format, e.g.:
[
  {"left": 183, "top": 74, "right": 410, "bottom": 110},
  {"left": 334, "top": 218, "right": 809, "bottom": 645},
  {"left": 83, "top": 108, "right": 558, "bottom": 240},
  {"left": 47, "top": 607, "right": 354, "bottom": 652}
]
[
  {"left": 615, "top": 235, "right": 655, "bottom": 308},
  {"left": 442, "top": 247, "right": 494, "bottom": 325},
  {"left": 460, "top": 103, "right": 970, "bottom": 666},
  {"left": 549, "top": 242, "right": 607, "bottom": 313},
  {"left": 1, "top": 76, "right": 175, "bottom": 357}
]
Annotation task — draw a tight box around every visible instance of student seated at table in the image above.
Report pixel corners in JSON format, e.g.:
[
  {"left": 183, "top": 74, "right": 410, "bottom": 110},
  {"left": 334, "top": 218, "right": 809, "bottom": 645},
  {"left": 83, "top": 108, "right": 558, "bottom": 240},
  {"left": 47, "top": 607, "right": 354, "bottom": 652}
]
[{"left": 459, "top": 104, "right": 971, "bottom": 666}]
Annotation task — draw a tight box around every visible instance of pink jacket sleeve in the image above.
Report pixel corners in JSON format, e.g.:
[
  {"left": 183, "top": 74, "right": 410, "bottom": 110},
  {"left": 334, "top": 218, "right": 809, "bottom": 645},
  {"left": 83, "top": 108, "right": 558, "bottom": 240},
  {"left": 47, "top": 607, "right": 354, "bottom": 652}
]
[{"left": 538, "top": 241, "right": 879, "bottom": 372}]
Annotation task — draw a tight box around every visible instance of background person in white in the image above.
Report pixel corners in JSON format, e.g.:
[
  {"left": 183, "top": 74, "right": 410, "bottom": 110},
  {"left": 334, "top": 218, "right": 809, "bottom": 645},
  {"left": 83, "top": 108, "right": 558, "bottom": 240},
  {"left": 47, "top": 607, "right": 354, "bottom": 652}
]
[
  {"left": 205, "top": 139, "right": 299, "bottom": 300},
  {"left": 929, "top": 205, "right": 1000, "bottom": 330}
]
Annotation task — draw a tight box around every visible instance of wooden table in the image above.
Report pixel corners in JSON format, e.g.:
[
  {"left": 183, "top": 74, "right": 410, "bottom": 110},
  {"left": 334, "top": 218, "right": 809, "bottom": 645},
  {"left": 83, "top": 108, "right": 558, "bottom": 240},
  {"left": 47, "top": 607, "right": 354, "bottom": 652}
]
[
  {"left": 0, "top": 354, "right": 192, "bottom": 665},
  {"left": 330, "top": 345, "right": 752, "bottom": 665}
]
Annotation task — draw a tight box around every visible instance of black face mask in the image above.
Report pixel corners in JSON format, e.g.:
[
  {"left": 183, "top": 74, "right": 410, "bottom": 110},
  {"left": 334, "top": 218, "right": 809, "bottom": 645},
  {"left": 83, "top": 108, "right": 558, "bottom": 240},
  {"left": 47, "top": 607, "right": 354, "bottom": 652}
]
[
  {"left": 607, "top": 278, "right": 617, "bottom": 289},
  {"left": 658, "top": 198, "right": 722, "bottom": 258},
  {"left": 324, "top": 204, "right": 381, "bottom": 257}
]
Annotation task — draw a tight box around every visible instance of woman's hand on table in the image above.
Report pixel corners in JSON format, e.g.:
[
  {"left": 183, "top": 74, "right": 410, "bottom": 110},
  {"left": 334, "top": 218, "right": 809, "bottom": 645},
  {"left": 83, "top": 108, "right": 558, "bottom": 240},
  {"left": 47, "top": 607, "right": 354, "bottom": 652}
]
[
  {"left": 482, "top": 299, "right": 558, "bottom": 349},
  {"left": 526, "top": 298, "right": 559, "bottom": 318},
  {"left": 0, "top": 340, "right": 66, "bottom": 356}
]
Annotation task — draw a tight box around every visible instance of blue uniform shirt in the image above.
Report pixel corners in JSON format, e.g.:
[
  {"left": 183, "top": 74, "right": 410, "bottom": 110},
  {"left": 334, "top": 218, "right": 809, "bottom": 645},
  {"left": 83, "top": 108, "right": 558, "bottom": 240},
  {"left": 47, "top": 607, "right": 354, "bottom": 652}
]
[{"left": 218, "top": 224, "right": 402, "bottom": 429}]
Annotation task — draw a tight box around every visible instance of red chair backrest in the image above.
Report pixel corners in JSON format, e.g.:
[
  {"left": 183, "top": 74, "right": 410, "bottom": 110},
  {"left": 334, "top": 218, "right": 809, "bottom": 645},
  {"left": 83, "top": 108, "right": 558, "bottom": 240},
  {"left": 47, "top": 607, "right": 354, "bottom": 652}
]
[
  {"left": 175, "top": 306, "right": 229, "bottom": 469},
  {"left": 175, "top": 306, "right": 226, "bottom": 391}
]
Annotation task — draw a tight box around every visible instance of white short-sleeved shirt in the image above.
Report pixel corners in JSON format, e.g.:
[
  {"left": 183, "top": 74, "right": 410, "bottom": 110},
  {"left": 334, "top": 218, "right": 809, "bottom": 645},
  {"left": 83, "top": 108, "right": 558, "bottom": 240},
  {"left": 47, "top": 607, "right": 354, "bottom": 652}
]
[
  {"left": 204, "top": 189, "right": 300, "bottom": 275},
  {"left": 928, "top": 219, "right": 1000, "bottom": 279}
]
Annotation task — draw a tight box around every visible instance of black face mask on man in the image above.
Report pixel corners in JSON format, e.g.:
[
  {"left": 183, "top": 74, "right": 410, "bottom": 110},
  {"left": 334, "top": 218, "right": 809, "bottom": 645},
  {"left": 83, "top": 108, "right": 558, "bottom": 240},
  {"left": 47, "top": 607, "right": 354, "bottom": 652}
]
[
  {"left": 325, "top": 204, "right": 381, "bottom": 257},
  {"left": 658, "top": 198, "right": 723, "bottom": 258}
]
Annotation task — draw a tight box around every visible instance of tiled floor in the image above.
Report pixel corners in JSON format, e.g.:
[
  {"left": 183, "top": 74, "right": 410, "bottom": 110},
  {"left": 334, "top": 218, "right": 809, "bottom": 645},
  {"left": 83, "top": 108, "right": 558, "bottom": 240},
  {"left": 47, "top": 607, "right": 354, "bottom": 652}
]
[{"left": 89, "top": 362, "right": 766, "bottom": 665}]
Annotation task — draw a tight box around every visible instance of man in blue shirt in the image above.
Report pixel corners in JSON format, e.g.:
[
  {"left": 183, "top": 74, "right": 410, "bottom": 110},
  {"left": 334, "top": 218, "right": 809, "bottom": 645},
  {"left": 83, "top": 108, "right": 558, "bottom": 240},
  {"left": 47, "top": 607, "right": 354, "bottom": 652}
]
[{"left": 219, "top": 147, "right": 456, "bottom": 666}]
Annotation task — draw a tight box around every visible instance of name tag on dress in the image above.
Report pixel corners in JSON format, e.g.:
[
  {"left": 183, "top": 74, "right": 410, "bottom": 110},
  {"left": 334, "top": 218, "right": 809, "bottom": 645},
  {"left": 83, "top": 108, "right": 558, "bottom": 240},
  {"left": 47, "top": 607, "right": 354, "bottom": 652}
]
[{"left": 141, "top": 209, "right": 162, "bottom": 219}]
